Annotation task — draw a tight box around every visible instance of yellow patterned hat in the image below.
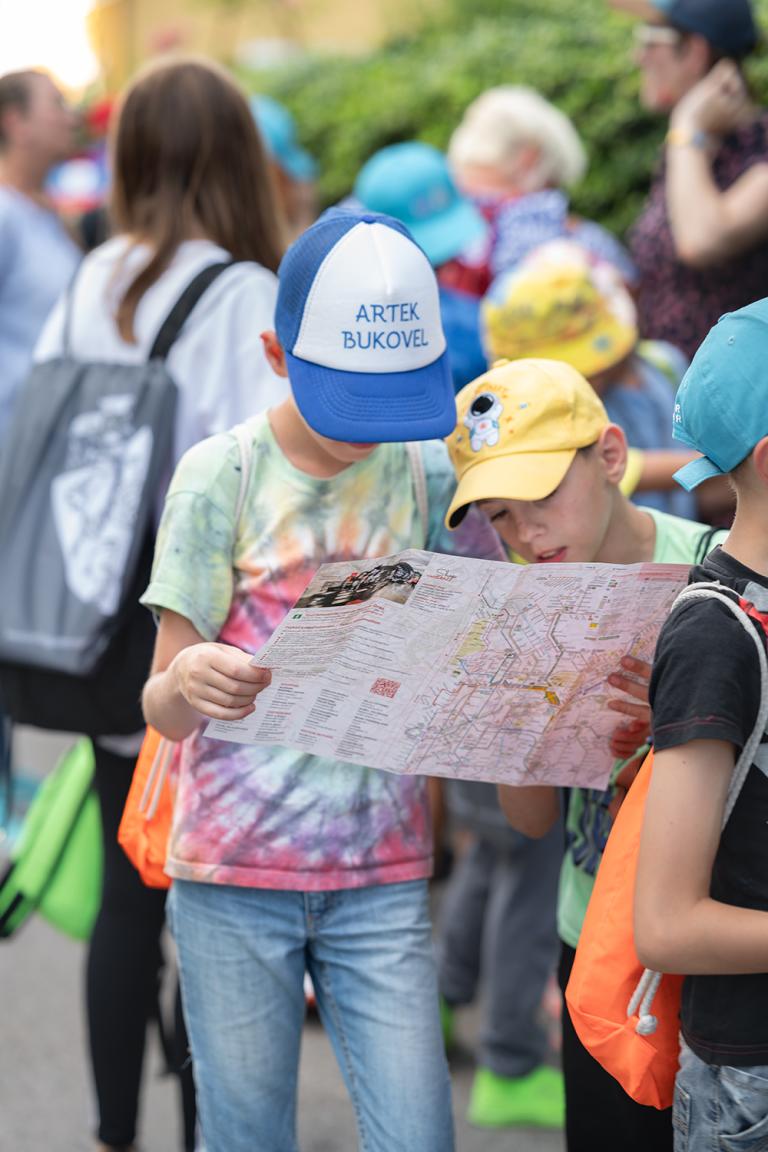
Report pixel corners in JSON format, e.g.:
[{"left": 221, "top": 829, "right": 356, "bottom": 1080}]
[
  {"left": 445, "top": 357, "right": 609, "bottom": 528},
  {"left": 481, "top": 241, "right": 637, "bottom": 377}
]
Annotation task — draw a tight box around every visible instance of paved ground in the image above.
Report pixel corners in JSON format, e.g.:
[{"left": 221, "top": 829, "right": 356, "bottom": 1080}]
[{"left": 0, "top": 729, "right": 566, "bottom": 1152}]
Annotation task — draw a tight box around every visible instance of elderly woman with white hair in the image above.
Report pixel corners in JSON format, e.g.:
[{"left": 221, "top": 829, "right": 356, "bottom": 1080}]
[{"left": 445, "top": 85, "right": 636, "bottom": 292}]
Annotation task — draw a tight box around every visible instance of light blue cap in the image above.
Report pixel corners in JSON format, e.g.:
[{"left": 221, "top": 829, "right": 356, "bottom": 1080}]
[
  {"left": 673, "top": 298, "right": 768, "bottom": 490},
  {"left": 354, "top": 142, "right": 488, "bottom": 269},
  {"left": 250, "top": 95, "right": 317, "bottom": 182}
]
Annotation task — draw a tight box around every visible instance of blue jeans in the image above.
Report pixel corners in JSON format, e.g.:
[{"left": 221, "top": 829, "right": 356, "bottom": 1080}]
[
  {"left": 168, "top": 878, "right": 454, "bottom": 1152},
  {"left": 674, "top": 1039, "right": 768, "bottom": 1151}
]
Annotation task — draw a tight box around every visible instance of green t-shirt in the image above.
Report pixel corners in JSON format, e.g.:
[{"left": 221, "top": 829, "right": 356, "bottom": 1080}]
[{"left": 556, "top": 508, "right": 727, "bottom": 949}]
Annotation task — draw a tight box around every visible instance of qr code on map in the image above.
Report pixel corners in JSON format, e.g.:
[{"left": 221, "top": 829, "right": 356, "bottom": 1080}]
[{"left": 371, "top": 678, "right": 401, "bottom": 699}]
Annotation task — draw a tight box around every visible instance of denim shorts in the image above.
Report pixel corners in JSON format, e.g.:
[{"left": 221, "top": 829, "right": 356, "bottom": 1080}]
[{"left": 673, "top": 1038, "right": 768, "bottom": 1151}]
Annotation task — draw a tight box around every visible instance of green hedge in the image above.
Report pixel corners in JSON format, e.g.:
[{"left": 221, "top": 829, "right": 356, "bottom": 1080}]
[{"left": 241, "top": 0, "right": 768, "bottom": 238}]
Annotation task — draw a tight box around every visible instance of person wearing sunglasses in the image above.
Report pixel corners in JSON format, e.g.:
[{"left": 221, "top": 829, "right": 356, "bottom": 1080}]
[{"left": 612, "top": 1, "right": 768, "bottom": 366}]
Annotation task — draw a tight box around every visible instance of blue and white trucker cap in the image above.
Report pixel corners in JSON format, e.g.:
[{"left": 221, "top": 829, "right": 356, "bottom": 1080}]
[
  {"left": 275, "top": 211, "right": 457, "bottom": 443},
  {"left": 673, "top": 299, "right": 768, "bottom": 490}
]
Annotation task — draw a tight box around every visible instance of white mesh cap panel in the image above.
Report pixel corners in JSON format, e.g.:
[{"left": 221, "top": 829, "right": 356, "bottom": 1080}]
[{"left": 292, "top": 221, "right": 446, "bottom": 373}]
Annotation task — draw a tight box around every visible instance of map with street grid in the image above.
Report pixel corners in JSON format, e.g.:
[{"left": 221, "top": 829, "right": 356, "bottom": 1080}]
[{"left": 206, "top": 551, "right": 688, "bottom": 788}]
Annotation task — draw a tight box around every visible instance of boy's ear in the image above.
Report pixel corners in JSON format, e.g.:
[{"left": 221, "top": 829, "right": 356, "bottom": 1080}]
[
  {"left": 750, "top": 435, "right": 768, "bottom": 486},
  {"left": 261, "top": 330, "right": 289, "bottom": 377},
  {"left": 596, "top": 424, "right": 628, "bottom": 486}
]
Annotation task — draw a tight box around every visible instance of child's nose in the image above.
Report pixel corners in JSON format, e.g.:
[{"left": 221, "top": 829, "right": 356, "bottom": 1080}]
[{"left": 512, "top": 509, "right": 540, "bottom": 543}]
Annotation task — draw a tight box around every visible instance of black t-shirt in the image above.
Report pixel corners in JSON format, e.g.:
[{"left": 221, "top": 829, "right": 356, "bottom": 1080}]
[{"left": 650, "top": 547, "right": 768, "bottom": 1066}]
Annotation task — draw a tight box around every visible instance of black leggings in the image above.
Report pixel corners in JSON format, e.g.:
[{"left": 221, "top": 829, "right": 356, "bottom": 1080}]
[
  {"left": 88, "top": 743, "right": 195, "bottom": 1149},
  {"left": 558, "top": 942, "right": 673, "bottom": 1152}
]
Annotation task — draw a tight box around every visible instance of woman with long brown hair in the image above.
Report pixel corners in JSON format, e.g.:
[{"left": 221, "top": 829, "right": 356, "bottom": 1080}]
[{"left": 34, "top": 57, "right": 286, "bottom": 1152}]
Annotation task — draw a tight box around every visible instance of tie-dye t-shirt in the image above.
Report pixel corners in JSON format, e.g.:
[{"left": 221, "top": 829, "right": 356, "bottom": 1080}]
[{"left": 141, "top": 413, "right": 503, "bottom": 890}]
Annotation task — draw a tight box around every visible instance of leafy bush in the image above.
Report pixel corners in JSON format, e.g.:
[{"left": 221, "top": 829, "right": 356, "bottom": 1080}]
[{"left": 241, "top": 0, "right": 768, "bottom": 237}]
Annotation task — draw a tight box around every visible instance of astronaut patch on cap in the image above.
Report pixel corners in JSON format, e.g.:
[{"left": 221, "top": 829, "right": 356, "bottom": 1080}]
[{"left": 464, "top": 392, "right": 504, "bottom": 452}]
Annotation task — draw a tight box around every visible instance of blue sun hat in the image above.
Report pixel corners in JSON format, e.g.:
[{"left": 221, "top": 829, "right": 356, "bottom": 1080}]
[
  {"left": 354, "top": 142, "right": 488, "bottom": 269},
  {"left": 673, "top": 299, "right": 768, "bottom": 489},
  {"left": 250, "top": 95, "right": 317, "bottom": 182},
  {"left": 275, "top": 211, "right": 456, "bottom": 443}
]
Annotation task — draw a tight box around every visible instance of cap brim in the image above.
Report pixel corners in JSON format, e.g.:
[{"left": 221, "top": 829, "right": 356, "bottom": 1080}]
[
  {"left": 673, "top": 455, "right": 725, "bottom": 491},
  {"left": 446, "top": 449, "right": 577, "bottom": 529},
  {"left": 287, "top": 349, "right": 457, "bottom": 443},
  {"left": 483, "top": 316, "right": 636, "bottom": 379},
  {"left": 608, "top": 0, "right": 666, "bottom": 21},
  {"left": 412, "top": 200, "right": 489, "bottom": 268}
]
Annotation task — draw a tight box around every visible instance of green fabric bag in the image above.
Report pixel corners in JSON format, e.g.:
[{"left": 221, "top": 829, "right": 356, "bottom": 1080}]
[{"left": 0, "top": 738, "right": 102, "bottom": 940}]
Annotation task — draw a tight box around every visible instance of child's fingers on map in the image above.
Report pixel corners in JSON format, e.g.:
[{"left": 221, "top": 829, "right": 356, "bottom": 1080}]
[
  {"left": 216, "top": 646, "right": 272, "bottom": 684},
  {"left": 606, "top": 696, "right": 650, "bottom": 722},
  {"left": 609, "top": 721, "right": 650, "bottom": 760},
  {"left": 607, "top": 671, "right": 650, "bottom": 704},
  {"left": 614, "top": 656, "right": 652, "bottom": 693},
  {"left": 618, "top": 655, "right": 652, "bottom": 677}
]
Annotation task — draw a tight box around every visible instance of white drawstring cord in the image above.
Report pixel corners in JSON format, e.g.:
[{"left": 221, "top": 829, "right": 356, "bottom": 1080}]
[
  {"left": 138, "top": 736, "right": 174, "bottom": 818},
  {"left": 627, "top": 969, "right": 663, "bottom": 1034},
  {"left": 145, "top": 740, "right": 174, "bottom": 820}
]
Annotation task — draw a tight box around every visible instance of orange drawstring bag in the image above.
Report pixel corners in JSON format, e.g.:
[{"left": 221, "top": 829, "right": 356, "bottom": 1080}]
[
  {"left": 118, "top": 727, "right": 177, "bottom": 890},
  {"left": 565, "top": 747, "right": 684, "bottom": 1110},
  {"left": 566, "top": 583, "right": 768, "bottom": 1111}
]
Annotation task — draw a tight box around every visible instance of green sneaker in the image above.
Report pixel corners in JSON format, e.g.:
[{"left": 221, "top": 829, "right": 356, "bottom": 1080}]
[
  {"left": 439, "top": 996, "right": 456, "bottom": 1051},
  {"left": 467, "top": 1064, "right": 565, "bottom": 1129}
]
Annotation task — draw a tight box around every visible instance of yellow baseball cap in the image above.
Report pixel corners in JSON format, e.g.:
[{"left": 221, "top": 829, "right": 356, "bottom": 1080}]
[
  {"left": 480, "top": 241, "right": 637, "bottom": 378},
  {"left": 445, "top": 358, "right": 609, "bottom": 528}
]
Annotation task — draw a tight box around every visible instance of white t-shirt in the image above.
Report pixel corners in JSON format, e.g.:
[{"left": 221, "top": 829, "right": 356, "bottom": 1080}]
[
  {"left": 34, "top": 235, "right": 287, "bottom": 752},
  {"left": 35, "top": 235, "right": 288, "bottom": 467}
]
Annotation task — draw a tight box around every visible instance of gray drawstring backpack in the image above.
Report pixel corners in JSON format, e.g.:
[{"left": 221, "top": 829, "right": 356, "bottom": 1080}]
[{"left": 0, "top": 261, "right": 232, "bottom": 735}]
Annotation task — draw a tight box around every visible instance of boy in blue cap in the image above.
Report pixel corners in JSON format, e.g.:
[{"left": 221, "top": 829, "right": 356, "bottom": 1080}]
[
  {"left": 140, "top": 211, "right": 503, "bottom": 1152},
  {"left": 635, "top": 299, "right": 768, "bottom": 1149}
]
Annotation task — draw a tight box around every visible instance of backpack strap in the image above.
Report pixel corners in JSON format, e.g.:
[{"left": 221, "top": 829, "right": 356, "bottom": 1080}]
[
  {"left": 405, "top": 442, "right": 429, "bottom": 545},
  {"left": 232, "top": 419, "right": 257, "bottom": 530},
  {"left": 60, "top": 262, "right": 86, "bottom": 357},
  {"left": 148, "top": 261, "right": 234, "bottom": 362},
  {"left": 693, "top": 526, "right": 728, "bottom": 565}
]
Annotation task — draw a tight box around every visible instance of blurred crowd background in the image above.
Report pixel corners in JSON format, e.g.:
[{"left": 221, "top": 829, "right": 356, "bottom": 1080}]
[{"left": 8, "top": 0, "right": 768, "bottom": 243}]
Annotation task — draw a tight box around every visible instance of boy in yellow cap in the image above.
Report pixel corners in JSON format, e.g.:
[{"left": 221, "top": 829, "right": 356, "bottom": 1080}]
[
  {"left": 480, "top": 240, "right": 704, "bottom": 518},
  {"left": 439, "top": 357, "right": 726, "bottom": 1149}
]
